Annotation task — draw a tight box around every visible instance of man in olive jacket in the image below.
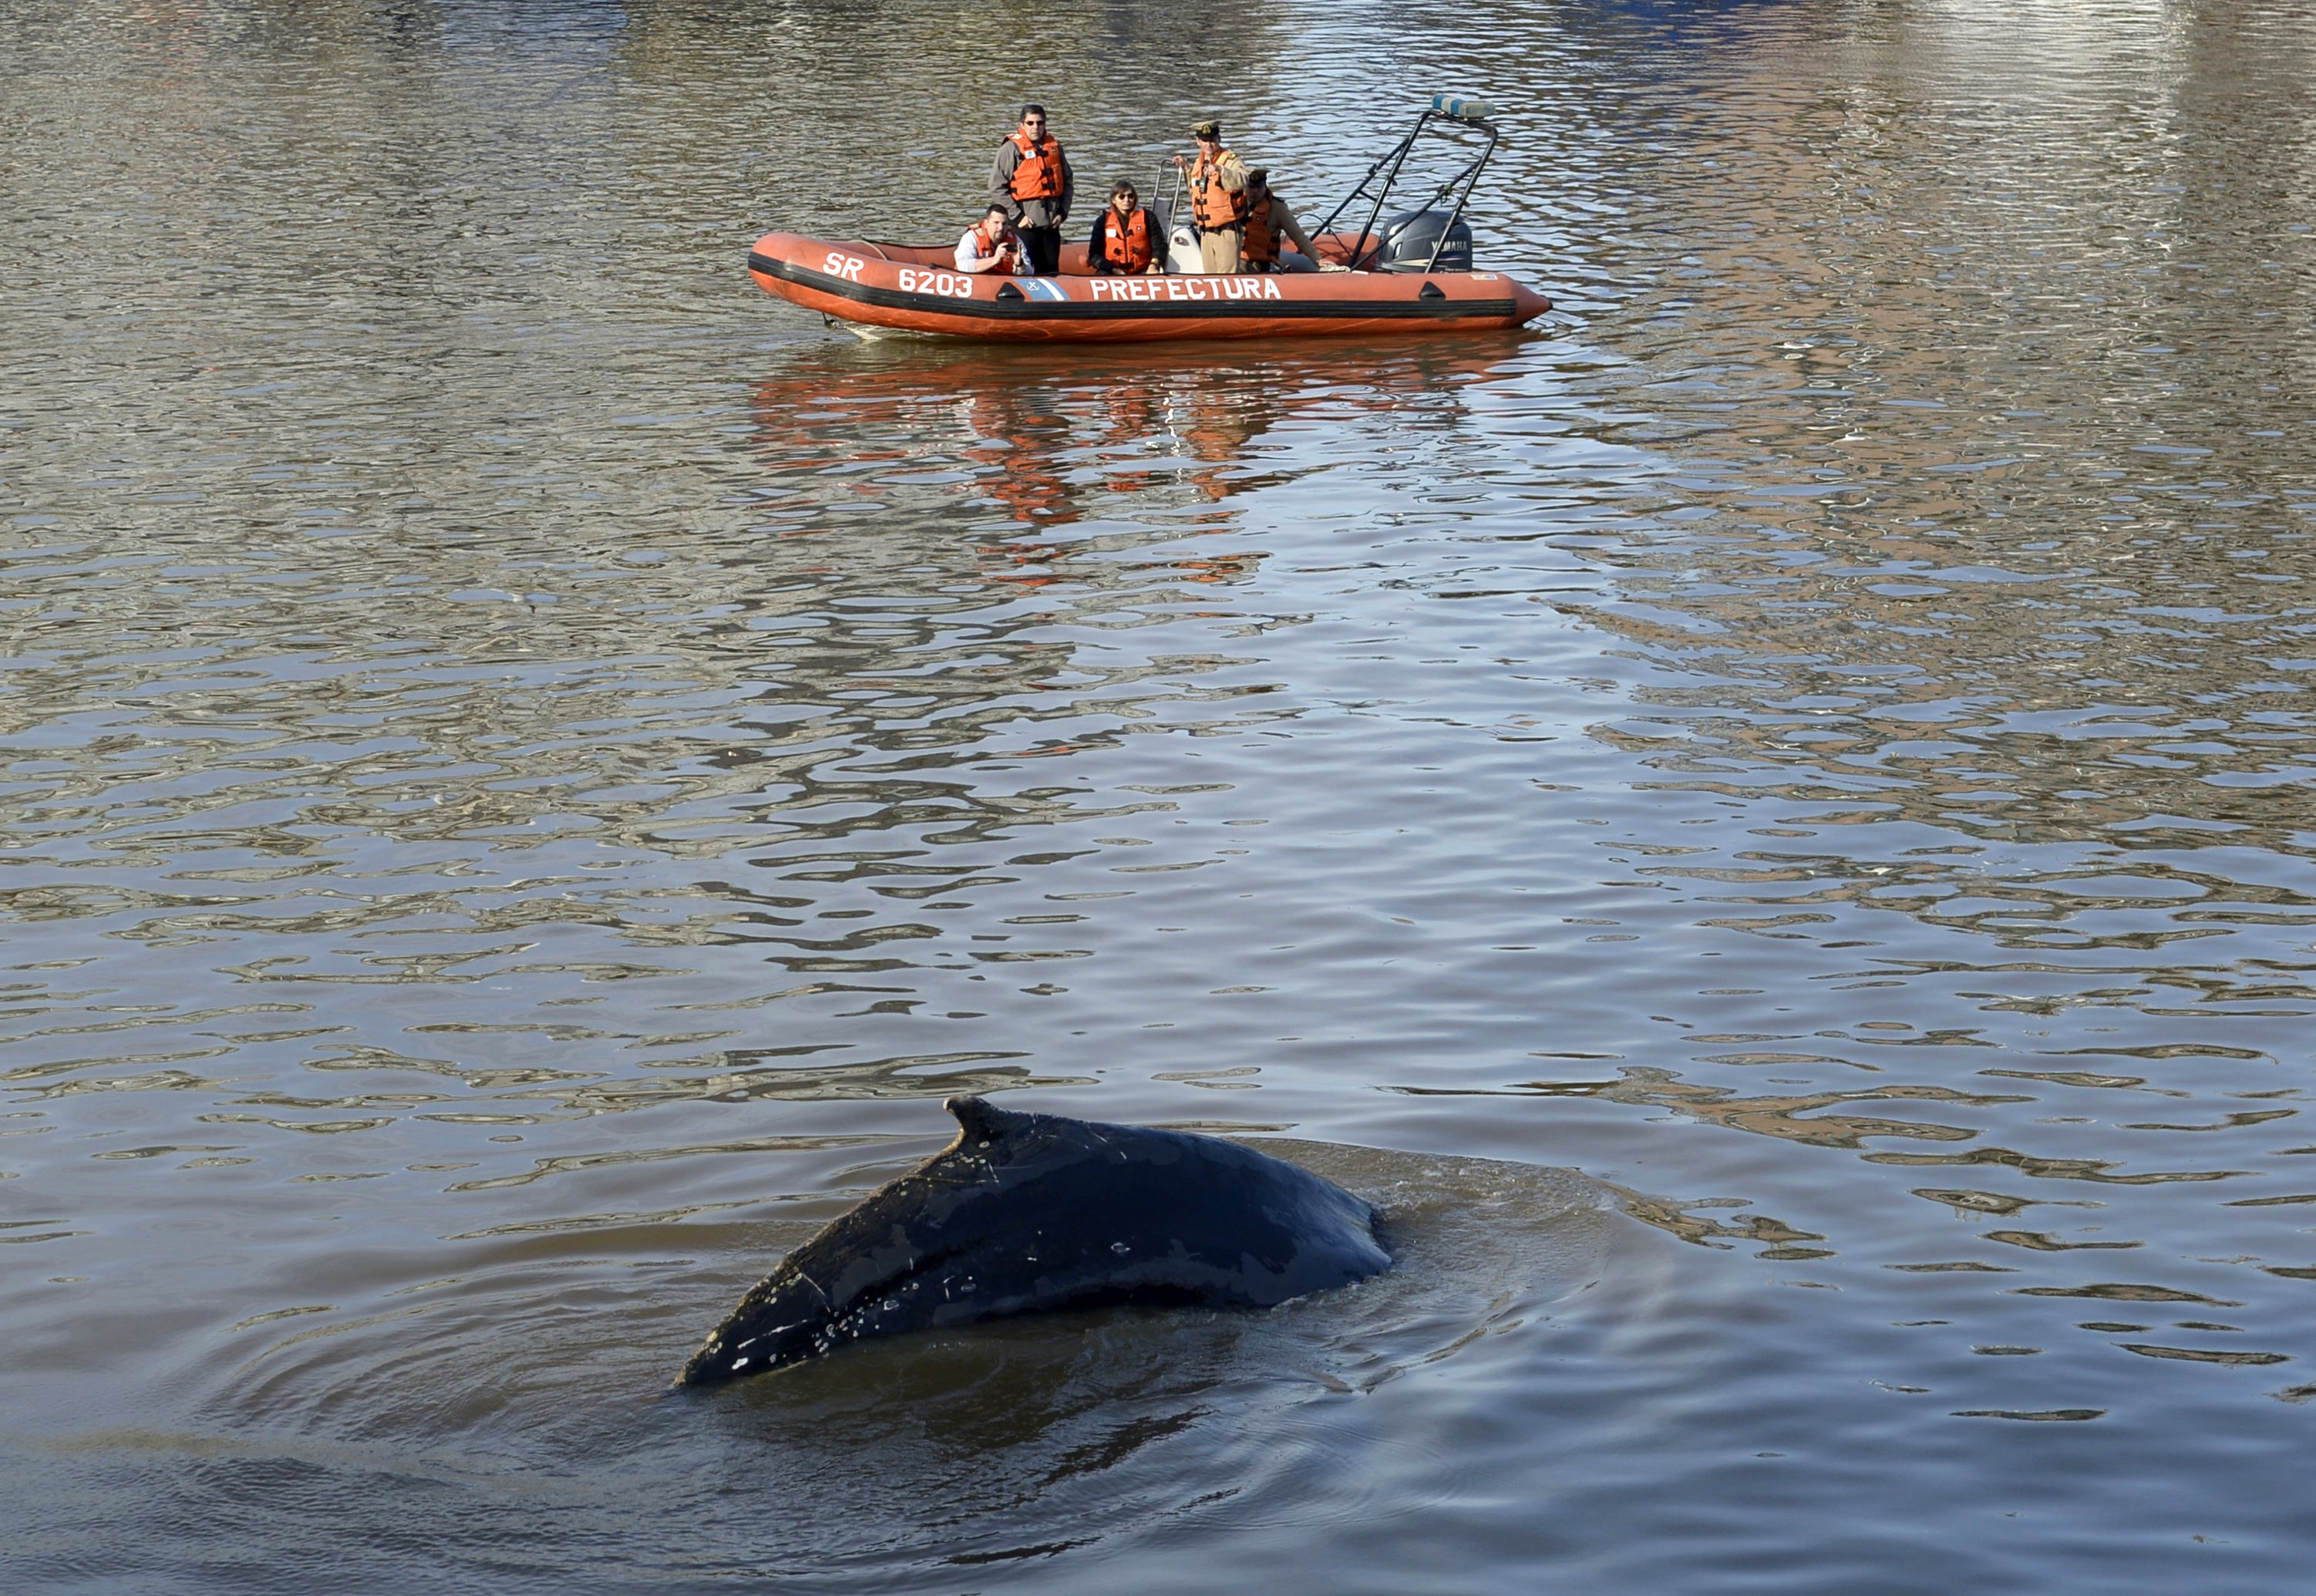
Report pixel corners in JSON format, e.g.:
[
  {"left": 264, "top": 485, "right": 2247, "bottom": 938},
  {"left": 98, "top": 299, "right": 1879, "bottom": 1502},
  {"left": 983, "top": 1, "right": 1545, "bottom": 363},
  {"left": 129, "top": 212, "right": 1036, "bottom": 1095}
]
[{"left": 989, "top": 103, "right": 1074, "bottom": 275}]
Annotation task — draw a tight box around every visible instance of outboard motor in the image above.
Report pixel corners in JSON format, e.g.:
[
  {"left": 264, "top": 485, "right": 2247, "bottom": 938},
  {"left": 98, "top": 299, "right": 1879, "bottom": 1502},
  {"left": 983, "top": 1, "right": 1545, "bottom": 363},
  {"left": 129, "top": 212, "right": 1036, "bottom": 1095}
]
[
  {"left": 1374, "top": 207, "right": 1473, "bottom": 273},
  {"left": 1314, "top": 95, "right": 1503, "bottom": 274}
]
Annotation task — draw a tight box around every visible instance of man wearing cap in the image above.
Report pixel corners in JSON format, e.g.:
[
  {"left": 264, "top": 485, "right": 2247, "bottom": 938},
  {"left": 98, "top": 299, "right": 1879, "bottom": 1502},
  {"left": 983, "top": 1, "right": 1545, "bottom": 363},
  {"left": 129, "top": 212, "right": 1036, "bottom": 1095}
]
[
  {"left": 989, "top": 103, "right": 1073, "bottom": 276},
  {"left": 1170, "top": 118, "right": 1249, "bottom": 274}
]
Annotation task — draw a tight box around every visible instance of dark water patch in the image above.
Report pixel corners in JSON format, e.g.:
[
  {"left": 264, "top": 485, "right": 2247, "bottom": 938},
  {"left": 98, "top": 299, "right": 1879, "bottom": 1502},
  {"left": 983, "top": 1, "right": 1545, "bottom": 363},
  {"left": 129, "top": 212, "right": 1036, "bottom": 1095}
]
[{"left": 8, "top": 1138, "right": 1611, "bottom": 1589}]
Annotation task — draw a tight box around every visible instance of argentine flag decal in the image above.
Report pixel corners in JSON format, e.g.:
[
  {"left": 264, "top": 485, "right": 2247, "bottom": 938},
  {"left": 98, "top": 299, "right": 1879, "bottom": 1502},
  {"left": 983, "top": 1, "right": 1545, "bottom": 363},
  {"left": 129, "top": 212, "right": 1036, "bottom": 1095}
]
[{"left": 1018, "top": 277, "right": 1072, "bottom": 302}]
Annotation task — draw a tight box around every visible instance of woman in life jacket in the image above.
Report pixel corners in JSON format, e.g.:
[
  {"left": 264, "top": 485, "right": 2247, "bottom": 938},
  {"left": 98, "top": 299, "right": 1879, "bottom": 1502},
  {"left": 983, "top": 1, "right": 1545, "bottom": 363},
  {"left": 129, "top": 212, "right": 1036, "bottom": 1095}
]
[
  {"left": 954, "top": 205, "right": 1026, "bottom": 275},
  {"left": 1088, "top": 179, "right": 1163, "bottom": 275}
]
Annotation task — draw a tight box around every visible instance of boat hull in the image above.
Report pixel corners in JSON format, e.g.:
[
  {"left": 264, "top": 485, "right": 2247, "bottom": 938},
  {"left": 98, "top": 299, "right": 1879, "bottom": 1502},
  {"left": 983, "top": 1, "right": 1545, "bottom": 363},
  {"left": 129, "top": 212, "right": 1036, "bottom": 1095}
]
[{"left": 746, "top": 231, "right": 1549, "bottom": 342}]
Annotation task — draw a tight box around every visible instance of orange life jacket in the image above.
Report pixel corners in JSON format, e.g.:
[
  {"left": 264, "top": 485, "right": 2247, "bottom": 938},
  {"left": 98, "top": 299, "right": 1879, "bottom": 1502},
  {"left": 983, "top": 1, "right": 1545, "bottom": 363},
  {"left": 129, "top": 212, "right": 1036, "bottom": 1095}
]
[
  {"left": 965, "top": 219, "right": 1023, "bottom": 273},
  {"left": 1098, "top": 206, "right": 1155, "bottom": 272},
  {"left": 1007, "top": 129, "right": 1066, "bottom": 204},
  {"left": 1242, "top": 190, "right": 1277, "bottom": 264},
  {"left": 1190, "top": 148, "right": 1248, "bottom": 229}
]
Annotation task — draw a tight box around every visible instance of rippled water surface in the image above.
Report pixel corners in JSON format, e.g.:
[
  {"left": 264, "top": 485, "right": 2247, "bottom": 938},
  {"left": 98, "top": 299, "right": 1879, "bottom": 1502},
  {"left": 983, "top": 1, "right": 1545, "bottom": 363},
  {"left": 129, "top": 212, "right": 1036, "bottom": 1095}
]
[{"left": 6, "top": 2, "right": 2316, "bottom": 1591}]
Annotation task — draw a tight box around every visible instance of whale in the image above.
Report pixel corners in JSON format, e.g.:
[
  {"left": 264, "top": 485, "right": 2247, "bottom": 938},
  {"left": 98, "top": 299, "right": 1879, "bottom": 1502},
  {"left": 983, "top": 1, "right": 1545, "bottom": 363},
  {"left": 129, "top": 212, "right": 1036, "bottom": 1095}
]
[{"left": 676, "top": 1095, "right": 1392, "bottom": 1386}]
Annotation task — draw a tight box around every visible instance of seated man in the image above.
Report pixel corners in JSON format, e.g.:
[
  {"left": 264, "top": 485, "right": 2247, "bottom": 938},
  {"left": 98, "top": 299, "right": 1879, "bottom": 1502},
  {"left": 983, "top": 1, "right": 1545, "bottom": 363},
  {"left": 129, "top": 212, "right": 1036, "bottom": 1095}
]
[
  {"left": 955, "top": 205, "right": 1027, "bottom": 274},
  {"left": 1088, "top": 179, "right": 1164, "bottom": 275},
  {"left": 1241, "top": 170, "right": 1343, "bottom": 272}
]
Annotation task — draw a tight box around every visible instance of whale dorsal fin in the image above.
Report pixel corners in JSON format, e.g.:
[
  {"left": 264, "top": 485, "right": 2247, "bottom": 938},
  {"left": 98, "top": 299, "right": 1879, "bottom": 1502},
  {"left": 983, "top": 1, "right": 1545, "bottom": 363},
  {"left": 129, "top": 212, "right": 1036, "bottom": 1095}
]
[{"left": 944, "top": 1095, "right": 1037, "bottom": 1146}]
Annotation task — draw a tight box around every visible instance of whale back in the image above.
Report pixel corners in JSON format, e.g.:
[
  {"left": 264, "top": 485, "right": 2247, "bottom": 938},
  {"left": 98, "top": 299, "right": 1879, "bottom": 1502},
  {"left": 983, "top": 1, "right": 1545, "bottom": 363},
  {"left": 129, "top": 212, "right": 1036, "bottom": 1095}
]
[{"left": 677, "top": 1096, "right": 1389, "bottom": 1386}]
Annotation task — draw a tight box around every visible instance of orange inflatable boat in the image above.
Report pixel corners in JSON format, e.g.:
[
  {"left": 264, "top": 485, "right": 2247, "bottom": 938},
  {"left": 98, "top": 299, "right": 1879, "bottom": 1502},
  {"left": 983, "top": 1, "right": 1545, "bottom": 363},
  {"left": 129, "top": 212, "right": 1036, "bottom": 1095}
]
[
  {"left": 746, "top": 96, "right": 1551, "bottom": 343},
  {"left": 746, "top": 232, "right": 1548, "bottom": 342}
]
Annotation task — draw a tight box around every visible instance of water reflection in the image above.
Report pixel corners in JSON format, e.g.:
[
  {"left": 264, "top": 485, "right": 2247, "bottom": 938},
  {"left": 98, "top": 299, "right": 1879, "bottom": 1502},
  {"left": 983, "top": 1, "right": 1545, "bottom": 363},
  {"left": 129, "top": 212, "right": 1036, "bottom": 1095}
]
[{"left": 748, "top": 338, "right": 1520, "bottom": 529}]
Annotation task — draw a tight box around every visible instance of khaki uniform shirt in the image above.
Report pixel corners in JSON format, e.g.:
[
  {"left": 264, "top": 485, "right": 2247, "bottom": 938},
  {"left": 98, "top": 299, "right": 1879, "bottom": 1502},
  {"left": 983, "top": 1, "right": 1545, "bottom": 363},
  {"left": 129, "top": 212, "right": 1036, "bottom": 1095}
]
[{"left": 1252, "top": 193, "right": 1315, "bottom": 258}]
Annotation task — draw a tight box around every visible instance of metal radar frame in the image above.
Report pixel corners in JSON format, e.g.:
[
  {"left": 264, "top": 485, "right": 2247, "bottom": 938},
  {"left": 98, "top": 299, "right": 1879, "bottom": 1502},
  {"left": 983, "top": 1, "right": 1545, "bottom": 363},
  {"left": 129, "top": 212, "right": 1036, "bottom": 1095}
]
[{"left": 1313, "top": 93, "right": 1502, "bottom": 274}]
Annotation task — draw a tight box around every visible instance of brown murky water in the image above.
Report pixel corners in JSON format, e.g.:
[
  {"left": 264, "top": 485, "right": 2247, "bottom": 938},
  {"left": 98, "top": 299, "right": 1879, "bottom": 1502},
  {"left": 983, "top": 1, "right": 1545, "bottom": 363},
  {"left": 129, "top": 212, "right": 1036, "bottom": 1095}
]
[{"left": 5, "top": 2, "right": 2315, "bottom": 1590}]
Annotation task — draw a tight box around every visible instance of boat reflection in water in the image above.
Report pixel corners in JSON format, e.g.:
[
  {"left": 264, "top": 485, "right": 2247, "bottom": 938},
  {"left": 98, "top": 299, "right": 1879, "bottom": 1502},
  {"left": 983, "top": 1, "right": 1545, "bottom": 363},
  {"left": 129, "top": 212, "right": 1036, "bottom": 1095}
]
[
  {"left": 738, "top": 337, "right": 1541, "bottom": 773},
  {"left": 748, "top": 336, "right": 1533, "bottom": 554}
]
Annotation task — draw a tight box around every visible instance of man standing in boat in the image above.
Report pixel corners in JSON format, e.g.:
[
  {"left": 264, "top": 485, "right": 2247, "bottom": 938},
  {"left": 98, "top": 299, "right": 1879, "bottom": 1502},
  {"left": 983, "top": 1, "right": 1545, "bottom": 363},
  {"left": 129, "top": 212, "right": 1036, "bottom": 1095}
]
[
  {"left": 989, "top": 105, "right": 1072, "bottom": 276},
  {"left": 1172, "top": 119, "right": 1248, "bottom": 274}
]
